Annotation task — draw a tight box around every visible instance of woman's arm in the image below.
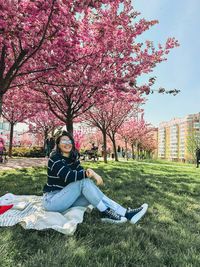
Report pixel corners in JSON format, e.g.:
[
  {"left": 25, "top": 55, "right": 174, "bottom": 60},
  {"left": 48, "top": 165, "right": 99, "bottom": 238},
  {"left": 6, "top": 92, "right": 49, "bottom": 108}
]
[
  {"left": 75, "top": 160, "right": 84, "bottom": 171},
  {"left": 74, "top": 160, "right": 103, "bottom": 185},
  {"left": 86, "top": 168, "right": 103, "bottom": 185}
]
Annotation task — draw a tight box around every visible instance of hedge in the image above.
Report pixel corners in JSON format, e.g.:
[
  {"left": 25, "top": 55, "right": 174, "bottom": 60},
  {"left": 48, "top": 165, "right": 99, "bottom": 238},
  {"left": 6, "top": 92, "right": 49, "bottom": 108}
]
[{"left": 10, "top": 146, "right": 46, "bottom": 158}]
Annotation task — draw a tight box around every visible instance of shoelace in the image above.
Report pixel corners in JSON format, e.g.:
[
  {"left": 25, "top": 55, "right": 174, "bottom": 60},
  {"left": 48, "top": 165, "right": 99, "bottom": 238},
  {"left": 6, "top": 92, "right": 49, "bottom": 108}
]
[
  {"left": 106, "top": 209, "right": 121, "bottom": 219},
  {"left": 127, "top": 207, "right": 143, "bottom": 213}
]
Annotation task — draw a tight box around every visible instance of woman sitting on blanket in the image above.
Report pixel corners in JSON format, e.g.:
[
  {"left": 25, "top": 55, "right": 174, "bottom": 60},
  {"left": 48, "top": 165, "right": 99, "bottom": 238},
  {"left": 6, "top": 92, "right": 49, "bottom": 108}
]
[{"left": 43, "top": 131, "right": 148, "bottom": 224}]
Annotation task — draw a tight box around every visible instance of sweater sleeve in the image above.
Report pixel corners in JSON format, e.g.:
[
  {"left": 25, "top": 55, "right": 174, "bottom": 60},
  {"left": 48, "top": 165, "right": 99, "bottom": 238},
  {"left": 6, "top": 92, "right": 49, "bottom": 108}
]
[
  {"left": 49, "top": 157, "right": 86, "bottom": 185},
  {"left": 74, "top": 160, "right": 84, "bottom": 171}
]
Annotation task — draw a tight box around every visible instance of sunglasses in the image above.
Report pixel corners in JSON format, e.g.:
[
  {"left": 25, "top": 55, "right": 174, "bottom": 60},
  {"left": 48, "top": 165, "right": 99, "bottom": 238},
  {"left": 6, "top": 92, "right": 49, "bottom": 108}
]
[{"left": 60, "top": 139, "right": 72, "bottom": 144}]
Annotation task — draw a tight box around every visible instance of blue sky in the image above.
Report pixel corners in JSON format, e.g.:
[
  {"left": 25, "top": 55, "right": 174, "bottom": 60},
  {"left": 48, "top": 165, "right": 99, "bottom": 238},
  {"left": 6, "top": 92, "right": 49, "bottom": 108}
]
[{"left": 132, "top": 0, "right": 200, "bottom": 127}]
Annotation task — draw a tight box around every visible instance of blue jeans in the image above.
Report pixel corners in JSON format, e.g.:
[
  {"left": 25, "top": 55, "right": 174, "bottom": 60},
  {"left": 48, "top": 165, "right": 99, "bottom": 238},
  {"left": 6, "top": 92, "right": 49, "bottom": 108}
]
[{"left": 43, "top": 178, "right": 125, "bottom": 214}]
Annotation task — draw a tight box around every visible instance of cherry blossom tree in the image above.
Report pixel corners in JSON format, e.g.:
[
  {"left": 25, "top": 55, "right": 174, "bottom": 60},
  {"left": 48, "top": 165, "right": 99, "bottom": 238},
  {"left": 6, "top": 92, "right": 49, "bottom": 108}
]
[
  {"left": 106, "top": 99, "right": 142, "bottom": 161},
  {"left": 133, "top": 115, "right": 154, "bottom": 159},
  {"left": 139, "top": 132, "right": 157, "bottom": 159},
  {"left": 0, "top": 0, "right": 56, "bottom": 116},
  {"left": 118, "top": 113, "right": 153, "bottom": 160},
  {"left": 73, "top": 128, "right": 88, "bottom": 151},
  {"left": 76, "top": 127, "right": 102, "bottom": 151},
  {"left": 1, "top": 0, "right": 180, "bottom": 145},
  {"left": 27, "top": 110, "right": 64, "bottom": 148},
  {"left": 2, "top": 87, "right": 37, "bottom": 156},
  {"left": 32, "top": 0, "right": 179, "bottom": 135},
  {"left": 20, "top": 134, "right": 32, "bottom": 147},
  {"left": 0, "top": 0, "right": 123, "bottom": 116},
  {"left": 84, "top": 104, "right": 112, "bottom": 163},
  {"left": 88, "top": 129, "right": 104, "bottom": 150},
  {"left": 6, "top": 133, "right": 18, "bottom": 147},
  {"left": 83, "top": 91, "right": 141, "bottom": 162}
]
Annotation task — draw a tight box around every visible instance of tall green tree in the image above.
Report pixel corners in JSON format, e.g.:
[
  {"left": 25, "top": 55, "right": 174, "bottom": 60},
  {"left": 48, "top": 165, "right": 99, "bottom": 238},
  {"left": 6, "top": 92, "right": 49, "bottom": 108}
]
[{"left": 187, "top": 129, "right": 200, "bottom": 160}]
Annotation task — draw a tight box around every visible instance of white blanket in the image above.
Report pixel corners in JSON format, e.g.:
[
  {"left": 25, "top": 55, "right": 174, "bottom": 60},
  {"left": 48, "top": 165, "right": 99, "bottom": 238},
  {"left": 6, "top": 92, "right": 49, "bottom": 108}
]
[{"left": 0, "top": 193, "right": 92, "bottom": 235}]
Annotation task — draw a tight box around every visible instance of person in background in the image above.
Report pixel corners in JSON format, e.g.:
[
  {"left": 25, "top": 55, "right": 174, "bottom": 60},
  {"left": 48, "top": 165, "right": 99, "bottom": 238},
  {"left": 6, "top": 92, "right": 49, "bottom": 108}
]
[
  {"left": 101, "top": 145, "right": 104, "bottom": 158},
  {"left": 117, "top": 145, "right": 121, "bottom": 159},
  {"left": 42, "top": 131, "right": 148, "bottom": 224},
  {"left": 196, "top": 147, "right": 200, "bottom": 168},
  {"left": 45, "top": 135, "right": 55, "bottom": 158},
  {"left": 91, "top": 143, "right": 98, "bottom": 151},
  {"left": 75, "top": 141, "right": 80, "bottom": 151},
  {"left": 0, "top": 137, "right": 6, "bottom": 163},
  {"left": 107, "top": 147, "right": 111, "bottom": 158}
]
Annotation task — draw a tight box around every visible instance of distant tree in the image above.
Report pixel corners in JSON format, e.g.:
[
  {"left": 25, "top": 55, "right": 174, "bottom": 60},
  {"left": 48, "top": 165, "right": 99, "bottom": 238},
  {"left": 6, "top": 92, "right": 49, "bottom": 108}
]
[
  {"left": 2, "top": 88, "right": 36, "bottom": 156},
  {"left": 118, "top": 114, "right": 153, "bottom": 160},
  {"left": 84, "top": 103, "right": 111, "bottom": 163},
  {"left": 106, "top": 100, "right": 138, "bottom": 161},
  {"left": 27, "top": 110, "right": 64, "bottom": 148},
  {"left": 139, "top": 131, "right": 157, "bottom": 159},
  {"left": 20, "top": 134, "right": 32, "bottom": 147},
  {"left": 187, "top": 129, "right": 200, "bottom": 160}
]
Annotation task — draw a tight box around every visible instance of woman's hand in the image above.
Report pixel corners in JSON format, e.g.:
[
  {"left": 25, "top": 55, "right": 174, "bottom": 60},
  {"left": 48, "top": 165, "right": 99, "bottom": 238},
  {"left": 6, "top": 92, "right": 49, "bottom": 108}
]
[
  {"left": 86, "top": 168, "right": 93, "bottom": 178},
  {"left": 86, "top": 168, "right": 103, "bottom": 185},
  {"left": 94, "top": 173, "right": 103, "bottom": 185}
]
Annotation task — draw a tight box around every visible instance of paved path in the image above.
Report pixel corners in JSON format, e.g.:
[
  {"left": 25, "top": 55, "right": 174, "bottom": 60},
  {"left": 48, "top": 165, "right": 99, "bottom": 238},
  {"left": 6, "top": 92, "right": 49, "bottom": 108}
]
[
  {"left": 0, "top": 158, "right": 48, "bottom": 170},
  {"left": 0, "top": 157, "right": 197, "bottom": 171}
]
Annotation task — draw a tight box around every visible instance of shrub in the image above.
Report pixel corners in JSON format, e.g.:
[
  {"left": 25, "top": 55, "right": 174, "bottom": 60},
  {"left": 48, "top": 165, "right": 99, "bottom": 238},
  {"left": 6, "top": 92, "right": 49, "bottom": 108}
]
[
  {"left": 29, "top": 146, "right": 46, "bottom": 157},
  {"left": 11, "top": 146, "right": 45, "bottom": 157}
]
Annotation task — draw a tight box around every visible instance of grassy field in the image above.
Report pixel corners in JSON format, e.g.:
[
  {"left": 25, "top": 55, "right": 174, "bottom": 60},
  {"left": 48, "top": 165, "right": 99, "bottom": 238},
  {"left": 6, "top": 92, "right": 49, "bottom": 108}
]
[
  {"left": 128, "top": 158, "right": 195, "bottom": 167},
  {"left": 0, "top": 161, "right": 200, "bottom": 267}
]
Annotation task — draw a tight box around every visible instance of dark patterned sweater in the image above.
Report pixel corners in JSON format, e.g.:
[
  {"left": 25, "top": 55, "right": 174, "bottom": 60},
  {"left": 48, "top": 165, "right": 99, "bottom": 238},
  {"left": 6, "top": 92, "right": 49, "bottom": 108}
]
[{"left": 43, "top": 154, "right": 87, "bottom": 193}]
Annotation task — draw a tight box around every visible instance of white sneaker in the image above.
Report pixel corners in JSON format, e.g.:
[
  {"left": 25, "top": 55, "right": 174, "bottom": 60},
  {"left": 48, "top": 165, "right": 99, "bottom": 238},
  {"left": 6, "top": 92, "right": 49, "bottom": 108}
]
[
  {"left": 127, "top": 203, "right": 148, "bottom": 224},
  {"left": 101, "top": 208, "right": 127, "bottom": 224}
]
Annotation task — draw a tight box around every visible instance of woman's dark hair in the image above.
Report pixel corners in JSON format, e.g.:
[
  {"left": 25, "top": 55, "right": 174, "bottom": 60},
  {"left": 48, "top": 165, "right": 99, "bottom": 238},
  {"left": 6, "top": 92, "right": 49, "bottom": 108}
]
[{"left": 55, "top": 131, "right": 79, "bottom": 160}]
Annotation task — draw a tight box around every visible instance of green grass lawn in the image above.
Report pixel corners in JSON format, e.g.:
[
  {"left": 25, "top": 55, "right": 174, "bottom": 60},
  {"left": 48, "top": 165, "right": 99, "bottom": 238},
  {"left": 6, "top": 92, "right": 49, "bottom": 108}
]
[
  {"left": 0, "top": 161, "right": 200, "bottom": 267},
  {"left": 132, "top": 158, "right": 195, "bottom": 168}
]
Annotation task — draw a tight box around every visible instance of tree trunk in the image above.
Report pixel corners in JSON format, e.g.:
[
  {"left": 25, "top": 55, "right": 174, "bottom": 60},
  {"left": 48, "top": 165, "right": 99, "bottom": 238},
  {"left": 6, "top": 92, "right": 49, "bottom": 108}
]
[
  {"left": 108, "top": 132, "right": 118, "bottom": 161},
  {"left": 140, "top": 148, "right": 143, "bottom": 159},
  {"left": 112, "top": 137, "right": 118, "bottom": 161},
  {"left": 44, "top": 130, "right": 48, "bottom": 149},
  {"left": 138, "top": 144, "right": 140, "bottom": 159},
  {"left": 9, "top": 122, "right": 14, "bottom": 157},
  {"left": 135, "top": 142, "right": 139, "bottom": 160},
  {"left": 125, "top": 139, "right": 128, "bottom": 161},
  {"left": 43, "top": 138, "right": 46, "bottom": 150},
  {"left": 0, "top": 93, "right": 3, "bottom": 118},
  {"left": 131, "top": 143, "right": 135, "bottom": 159},
  {"left": 66, "top": 114, "right": 73, "bottom": 136},
  {"left": 103, "top": 131, "right": 107, "bottom": 163}
]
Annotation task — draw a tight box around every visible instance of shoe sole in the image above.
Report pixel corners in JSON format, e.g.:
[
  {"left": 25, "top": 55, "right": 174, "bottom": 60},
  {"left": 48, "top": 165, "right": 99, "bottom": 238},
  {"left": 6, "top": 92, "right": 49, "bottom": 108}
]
[
  {"left": 130, "top": 203, "right": 148, "bottom": 224},
  {"left": 101, "top": 217, "right": 127, "bottom": 224}
]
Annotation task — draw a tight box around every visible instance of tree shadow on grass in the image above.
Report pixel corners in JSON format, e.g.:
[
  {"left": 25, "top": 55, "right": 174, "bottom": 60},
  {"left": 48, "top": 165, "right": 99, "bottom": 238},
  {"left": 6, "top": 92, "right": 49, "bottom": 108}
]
[
  {"left": 0, "top": 167, "right": 46, "bottom": 196},
  {"left": 1, "top": 162, "right": 200, "bottom": 266}
]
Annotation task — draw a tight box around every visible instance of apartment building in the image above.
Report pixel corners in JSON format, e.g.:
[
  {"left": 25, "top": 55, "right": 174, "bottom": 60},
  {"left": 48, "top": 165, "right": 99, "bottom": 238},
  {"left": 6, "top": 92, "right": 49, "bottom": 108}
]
[
  {"left": 152, "top": 128, "right": 158, "bottom": 158},
  {"left": 158, "top": 113, "right": 200, "bottom": 161},
  {"left": 0, "top": 117, "right": 10, "bottom": 137}
]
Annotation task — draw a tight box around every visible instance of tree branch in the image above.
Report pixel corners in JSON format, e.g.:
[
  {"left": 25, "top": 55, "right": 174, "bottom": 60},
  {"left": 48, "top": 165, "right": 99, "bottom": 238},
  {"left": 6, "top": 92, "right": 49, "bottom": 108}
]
[
  {"left": 0, "top": 45, "right": 6, "bottom": 80},
  {"left": 18, "top": 0, "right": 56, "bottom": 70},
  {"left": 16, "top": 67, "right": 57, "bottom": 77}
]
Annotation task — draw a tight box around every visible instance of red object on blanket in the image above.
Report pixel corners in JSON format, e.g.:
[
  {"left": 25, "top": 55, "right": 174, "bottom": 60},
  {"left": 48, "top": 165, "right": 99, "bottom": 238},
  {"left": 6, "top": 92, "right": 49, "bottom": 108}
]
[{"left": 0, "top": 205, "right": 13, "bottom": 214}]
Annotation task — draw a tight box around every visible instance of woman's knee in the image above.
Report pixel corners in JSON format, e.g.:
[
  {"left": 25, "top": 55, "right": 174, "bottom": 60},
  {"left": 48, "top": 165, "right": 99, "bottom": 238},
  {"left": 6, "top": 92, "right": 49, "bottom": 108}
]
[
  {"left": 83, "top": 178, "right": 93, "bottom": 185},
  {"left": 81, "top": 178, "right": 95, "bottom": 189}
]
